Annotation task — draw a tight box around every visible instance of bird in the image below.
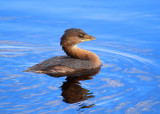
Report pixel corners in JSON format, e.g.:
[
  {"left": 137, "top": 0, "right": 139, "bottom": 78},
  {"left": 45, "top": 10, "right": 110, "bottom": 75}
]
[{"left": 25, "top": 28, "right": 101, "bottom": 77}]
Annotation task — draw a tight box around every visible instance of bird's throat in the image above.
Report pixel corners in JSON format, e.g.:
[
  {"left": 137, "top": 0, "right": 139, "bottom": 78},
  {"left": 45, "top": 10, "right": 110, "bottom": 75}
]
[{"left": 62, "top": 45, "right": 101, "bottom": 67}]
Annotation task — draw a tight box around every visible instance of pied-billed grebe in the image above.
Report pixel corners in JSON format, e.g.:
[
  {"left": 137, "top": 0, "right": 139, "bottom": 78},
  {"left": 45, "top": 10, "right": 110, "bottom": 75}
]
[{"left": 25, "top": 28, "right": 101, "bottom": 76}]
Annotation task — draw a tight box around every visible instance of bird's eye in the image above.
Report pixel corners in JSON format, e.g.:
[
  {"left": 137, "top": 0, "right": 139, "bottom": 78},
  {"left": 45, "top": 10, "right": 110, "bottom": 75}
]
[{"left": 79, "top": 34, "right": 84, "bottom": 38}]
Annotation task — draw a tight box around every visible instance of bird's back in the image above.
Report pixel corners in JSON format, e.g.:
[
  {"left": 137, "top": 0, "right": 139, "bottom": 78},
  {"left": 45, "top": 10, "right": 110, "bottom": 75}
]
[{"left": 25, "top": 56, "right": 96, "bottom": 77}]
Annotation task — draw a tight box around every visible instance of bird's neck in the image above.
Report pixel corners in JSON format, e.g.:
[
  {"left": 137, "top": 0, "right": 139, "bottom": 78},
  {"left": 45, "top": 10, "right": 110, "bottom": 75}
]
[{"left": 62, "top": 45, "right": 101, "bottom": 67}]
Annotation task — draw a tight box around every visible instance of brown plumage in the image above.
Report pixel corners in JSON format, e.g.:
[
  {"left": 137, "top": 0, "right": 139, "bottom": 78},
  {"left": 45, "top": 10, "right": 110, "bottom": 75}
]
[{"left": 25, "top": 28, "right": 101, "bottom": 77}]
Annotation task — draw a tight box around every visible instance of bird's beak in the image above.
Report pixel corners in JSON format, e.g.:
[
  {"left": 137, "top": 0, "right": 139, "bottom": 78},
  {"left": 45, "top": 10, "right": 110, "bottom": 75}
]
[{"left": 82, "top": 35, "right": 96, "bottom": 41}]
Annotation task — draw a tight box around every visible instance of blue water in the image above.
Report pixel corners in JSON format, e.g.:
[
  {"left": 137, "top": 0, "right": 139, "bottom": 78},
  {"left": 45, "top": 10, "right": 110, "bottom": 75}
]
[{"left": 1, "top": 0, "right": 160, "bottom": 114}]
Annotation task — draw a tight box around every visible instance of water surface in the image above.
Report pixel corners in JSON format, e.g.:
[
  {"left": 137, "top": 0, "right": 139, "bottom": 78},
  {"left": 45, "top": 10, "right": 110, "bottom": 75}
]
[{"left": 0, "top": 0, "right": 160, "bottom": 114}]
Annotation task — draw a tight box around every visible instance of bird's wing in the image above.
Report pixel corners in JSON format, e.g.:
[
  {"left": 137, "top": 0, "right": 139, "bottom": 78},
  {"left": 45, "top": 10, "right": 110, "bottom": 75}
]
[{"left": 24, "top": 56, "right": 94, "bottom": 76}]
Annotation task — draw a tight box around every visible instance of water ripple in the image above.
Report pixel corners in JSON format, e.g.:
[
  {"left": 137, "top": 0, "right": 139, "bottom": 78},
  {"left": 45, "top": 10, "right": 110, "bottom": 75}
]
[
  {"left": 87, "top": 46, "right": 154, "bottom": 64},
  {"left": 125, "top": 99, "right": 160, "bottom": 114}
]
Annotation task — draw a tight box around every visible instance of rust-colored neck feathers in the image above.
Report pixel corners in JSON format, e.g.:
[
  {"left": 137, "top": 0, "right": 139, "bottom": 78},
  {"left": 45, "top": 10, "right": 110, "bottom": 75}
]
[
  {"left": 60, "top": 28, "right": 101, "bottom": 68},
  {"left": 62, "top": 45, "right": 101, "bottom": 67}
]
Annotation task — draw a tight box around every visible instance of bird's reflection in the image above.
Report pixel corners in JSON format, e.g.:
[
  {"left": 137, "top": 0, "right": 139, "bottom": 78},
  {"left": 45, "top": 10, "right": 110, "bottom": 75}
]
[{"left": 49, "top": 67, "right": 101, "bottom": 108}]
